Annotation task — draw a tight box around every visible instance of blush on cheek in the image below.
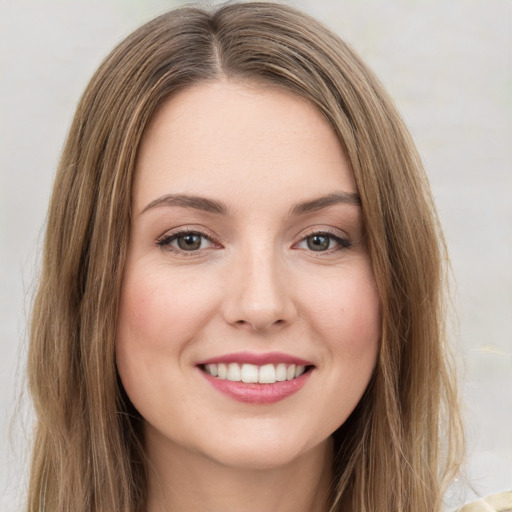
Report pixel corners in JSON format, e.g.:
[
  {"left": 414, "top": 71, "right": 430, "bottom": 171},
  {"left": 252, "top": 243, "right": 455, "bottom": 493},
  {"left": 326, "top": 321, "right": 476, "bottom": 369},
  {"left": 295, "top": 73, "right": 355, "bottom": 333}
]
[
  {"left": 119, "top": 272, "right": 170, "bottom": 340},
  {"left": 123, "top": 292, "right": 153, "bottom": 334},
  {"left": 118, "top": 267, "right": 156, "bottom": 326},
  {"left": 118, "top": 269, "right": 218, "bottom": 359}
]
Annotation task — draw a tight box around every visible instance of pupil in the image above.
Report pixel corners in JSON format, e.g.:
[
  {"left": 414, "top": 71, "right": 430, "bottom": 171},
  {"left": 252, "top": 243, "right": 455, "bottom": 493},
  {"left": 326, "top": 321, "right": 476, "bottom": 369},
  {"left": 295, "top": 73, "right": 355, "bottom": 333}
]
[
  {"left": 178, "top": 234, "right": 201, "bottom": 250},
  {"left": 307, "top": 235, "right": 329, "bottom": 251}
]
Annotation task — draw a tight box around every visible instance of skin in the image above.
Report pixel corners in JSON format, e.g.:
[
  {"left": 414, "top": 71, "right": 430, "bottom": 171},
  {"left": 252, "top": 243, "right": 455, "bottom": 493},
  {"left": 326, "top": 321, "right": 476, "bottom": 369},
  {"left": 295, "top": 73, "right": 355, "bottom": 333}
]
[{"left": 116, "top": 79, "right": 381, "bottom": 512}]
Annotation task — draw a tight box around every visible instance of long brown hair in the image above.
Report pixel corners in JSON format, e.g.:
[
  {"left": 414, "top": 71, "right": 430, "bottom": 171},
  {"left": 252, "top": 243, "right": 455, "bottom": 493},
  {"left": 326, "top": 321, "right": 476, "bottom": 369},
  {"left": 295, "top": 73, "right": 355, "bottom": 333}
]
[{"left": 27, "top": 3, "right": 464, "bottom": 511}]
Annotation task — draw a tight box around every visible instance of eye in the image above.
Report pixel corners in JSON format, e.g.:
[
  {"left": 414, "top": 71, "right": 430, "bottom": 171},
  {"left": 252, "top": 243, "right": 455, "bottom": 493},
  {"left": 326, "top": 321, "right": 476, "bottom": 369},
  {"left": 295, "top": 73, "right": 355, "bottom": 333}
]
[
  {"left": 296, "top": 231, "right": 351, "bottom": 252},
  {"left": 157, "top": 230, "right": 217, "bottom": 253}
]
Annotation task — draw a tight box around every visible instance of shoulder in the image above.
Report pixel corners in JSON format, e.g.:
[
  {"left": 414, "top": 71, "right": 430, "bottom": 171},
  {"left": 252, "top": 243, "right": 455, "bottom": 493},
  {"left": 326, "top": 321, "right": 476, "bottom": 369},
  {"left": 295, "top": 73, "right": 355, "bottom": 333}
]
[{"left": 456, "top": 491, "right": 512, "bottom": 512}]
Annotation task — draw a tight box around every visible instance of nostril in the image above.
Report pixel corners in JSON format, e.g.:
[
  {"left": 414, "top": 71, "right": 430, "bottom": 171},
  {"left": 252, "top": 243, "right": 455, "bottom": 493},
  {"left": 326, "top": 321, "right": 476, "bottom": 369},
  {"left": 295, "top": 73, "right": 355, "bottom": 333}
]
[{"left": 231, "top": 317, "right": 287, "bottom": 331}]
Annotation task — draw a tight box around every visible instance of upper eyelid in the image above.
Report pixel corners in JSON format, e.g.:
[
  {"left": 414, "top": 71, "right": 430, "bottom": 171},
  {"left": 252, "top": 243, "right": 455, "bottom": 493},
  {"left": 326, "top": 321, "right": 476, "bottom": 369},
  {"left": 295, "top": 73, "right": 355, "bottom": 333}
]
[
  {"left": 158, "top": 232, "right": 213, "bottom": 244},
  {"left": 156, "top": 225, "right": 217, "bottom": 242},
  {"left": 292, "top": 227, "right": 353, "bottom": 250},
  {"left": 295, "top": 225, "right": 350, "bottom": 240},
  {"left": 156, "top": 230, "right": 220, "bottom": 256},
  {"left": 155, "top": 225, "right": 352, "bottom": 247},
  {"left": 155, "top": 229, "right": 221, "bottom": 255}
]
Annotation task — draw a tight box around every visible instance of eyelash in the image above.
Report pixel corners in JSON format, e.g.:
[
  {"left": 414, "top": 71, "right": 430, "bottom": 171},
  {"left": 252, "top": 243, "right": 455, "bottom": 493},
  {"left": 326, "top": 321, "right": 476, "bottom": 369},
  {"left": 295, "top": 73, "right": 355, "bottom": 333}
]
[
  {"left": 156, "top": 229, "right": 352, "bottom": 255},
  {"left": 296, "top": 229, "right": 352, "bottom": 253},
  {"left": 156, "top": 230, "right": 219, "bottom": 255}
]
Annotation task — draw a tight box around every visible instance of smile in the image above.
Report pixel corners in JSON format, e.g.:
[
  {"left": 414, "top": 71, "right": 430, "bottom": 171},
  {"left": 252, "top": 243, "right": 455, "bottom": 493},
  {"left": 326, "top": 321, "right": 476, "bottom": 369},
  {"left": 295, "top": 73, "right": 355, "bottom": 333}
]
[
  {"left": 202, "top": 362, "right": 307, "bottom": 384},
  {"left": 197, "top": 352, "right": 315, "bottom": 404}
]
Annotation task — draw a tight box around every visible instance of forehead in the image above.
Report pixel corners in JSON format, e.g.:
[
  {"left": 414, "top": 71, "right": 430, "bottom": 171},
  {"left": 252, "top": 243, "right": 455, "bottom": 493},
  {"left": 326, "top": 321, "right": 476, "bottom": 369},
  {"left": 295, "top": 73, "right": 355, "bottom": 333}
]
[{"left": 133, "top": 79, "right": 356, "bottom": 213}]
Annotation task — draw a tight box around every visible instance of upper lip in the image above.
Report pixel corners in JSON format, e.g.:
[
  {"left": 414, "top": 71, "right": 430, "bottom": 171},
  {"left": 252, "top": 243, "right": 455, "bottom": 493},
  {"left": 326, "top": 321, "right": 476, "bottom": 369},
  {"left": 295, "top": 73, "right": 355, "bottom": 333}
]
[{"left": 196, "top": 351, "right": 314, "bottom": 367}]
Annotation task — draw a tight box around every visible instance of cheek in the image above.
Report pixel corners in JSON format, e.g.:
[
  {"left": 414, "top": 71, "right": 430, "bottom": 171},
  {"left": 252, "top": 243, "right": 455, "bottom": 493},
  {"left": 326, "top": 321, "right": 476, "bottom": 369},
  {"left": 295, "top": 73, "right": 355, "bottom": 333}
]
[
  {"left": 114, "top": 264, "right": 220, "bottom": 397},
  {"left": 117, "top": 264, "right": 217, "bottom": 350},
  {"left": 117, "top": 278, "right": 178, "bottom": 356},
  {"left": 303, "top": 263, "right": 381, "bottom": 350},
  {"left": 288, "top": 262, "right": 380, "bottom": 440}
]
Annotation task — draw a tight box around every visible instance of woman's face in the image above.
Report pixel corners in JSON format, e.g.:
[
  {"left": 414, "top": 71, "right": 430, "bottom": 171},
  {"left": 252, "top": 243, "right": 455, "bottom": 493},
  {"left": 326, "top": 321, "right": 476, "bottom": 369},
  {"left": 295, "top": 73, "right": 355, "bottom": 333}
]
[{"left": 116, "top": 80, "right": 380, "bottom": 470}]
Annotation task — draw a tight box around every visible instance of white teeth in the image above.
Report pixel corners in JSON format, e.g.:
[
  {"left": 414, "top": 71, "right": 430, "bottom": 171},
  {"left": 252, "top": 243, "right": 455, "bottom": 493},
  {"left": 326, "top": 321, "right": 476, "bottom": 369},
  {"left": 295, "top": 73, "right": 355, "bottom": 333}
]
[
  {"left": 227, "top": 363, "right": 241, "bottom": 381},
  {"left": 203, "top": 362, "right": 310, "bottom": 383},
  {"left": 259, "top": 364, "right": 277, "bottom": 384},
  {"left": 206, "top": 363, "right": 218, "bottom": 377},
  {"left": 276, "top": 363, "right": 287, "bottom": 382},
  {"left": 241, "top": 364, "right": 259, "bottom": 383},
  {"left": 217, "top": 363, "right": 227, "bottom": 379}
]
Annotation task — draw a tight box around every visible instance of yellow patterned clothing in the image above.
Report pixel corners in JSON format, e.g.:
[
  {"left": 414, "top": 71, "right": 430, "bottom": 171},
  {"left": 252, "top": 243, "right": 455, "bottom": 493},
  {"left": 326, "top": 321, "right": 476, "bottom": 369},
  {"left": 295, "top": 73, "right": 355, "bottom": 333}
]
[{"left": 456, "top": 491, "right": 512, "bottom": 512}]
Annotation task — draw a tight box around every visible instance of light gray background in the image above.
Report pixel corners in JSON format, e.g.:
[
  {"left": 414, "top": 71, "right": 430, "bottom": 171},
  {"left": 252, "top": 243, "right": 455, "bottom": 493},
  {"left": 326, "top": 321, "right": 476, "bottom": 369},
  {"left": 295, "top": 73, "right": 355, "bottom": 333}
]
[{"left": 1, "top": 0, "right": 511, "bottom": 510}]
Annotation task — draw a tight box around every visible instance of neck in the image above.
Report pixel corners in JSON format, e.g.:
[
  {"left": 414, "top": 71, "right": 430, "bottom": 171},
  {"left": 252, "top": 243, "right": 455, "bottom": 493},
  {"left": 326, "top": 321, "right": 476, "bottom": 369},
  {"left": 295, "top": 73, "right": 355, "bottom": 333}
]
[{"left": 144, "top": 428, "right": 333, "bottom": 512}]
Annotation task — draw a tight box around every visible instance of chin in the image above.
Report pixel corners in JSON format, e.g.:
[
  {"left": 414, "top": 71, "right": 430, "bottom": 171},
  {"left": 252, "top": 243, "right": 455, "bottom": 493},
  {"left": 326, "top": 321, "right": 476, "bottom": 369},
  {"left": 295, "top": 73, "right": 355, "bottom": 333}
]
[{"left": 196, "top": 430, "right": 325, "bottom": 471}]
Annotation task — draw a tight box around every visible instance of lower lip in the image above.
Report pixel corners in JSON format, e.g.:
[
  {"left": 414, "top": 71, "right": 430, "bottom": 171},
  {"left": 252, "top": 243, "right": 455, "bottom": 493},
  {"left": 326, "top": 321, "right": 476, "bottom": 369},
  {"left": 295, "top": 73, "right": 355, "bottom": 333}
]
[{"left": 199, "top": 369, "right": 313, "bottom": 404}]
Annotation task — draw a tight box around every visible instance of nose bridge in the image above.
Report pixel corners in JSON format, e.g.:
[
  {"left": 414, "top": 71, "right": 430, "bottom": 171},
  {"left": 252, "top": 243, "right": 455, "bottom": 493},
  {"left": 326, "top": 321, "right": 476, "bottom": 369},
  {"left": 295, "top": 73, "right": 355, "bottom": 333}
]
[{"left": 223, "top": 235, "right": 295, "bottom": 330}]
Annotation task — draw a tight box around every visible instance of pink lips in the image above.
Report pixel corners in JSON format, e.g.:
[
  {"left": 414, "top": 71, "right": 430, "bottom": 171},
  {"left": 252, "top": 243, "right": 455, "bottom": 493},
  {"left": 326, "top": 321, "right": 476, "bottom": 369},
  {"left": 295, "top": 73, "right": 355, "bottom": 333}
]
[
  {"left": 196, "top": 351, "right": 314, "bottom": 404},
  {"left": 197, "top": 351, "right": 312, "bottom": 367}
]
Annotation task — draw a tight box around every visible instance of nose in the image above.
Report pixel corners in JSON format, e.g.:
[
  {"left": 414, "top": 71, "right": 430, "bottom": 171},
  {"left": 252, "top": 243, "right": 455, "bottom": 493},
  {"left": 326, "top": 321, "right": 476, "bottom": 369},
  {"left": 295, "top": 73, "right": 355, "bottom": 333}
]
[{"left": 222, "top": 242, "right": 297, "bottom": 332}]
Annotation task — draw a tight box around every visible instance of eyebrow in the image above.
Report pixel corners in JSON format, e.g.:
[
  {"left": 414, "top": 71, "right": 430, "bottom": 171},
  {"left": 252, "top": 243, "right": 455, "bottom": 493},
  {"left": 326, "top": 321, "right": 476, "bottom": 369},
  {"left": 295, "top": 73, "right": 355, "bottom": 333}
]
[
  {"left": 141, "top": 194, "right": 228, "bottom": 215},
  {"left": 291, "top": 192, "right": 361, "bottom": 215},
  {"left": 140, "top": 191, "right": 361, "bottom": 216}
]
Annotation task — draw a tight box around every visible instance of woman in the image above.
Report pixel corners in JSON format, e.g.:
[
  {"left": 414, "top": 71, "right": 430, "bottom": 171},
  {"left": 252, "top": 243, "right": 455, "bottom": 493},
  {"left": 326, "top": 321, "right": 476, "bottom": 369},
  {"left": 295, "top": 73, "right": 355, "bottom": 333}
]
[{"left": 27, "top": 2, "right": 464, "bottom": 511}]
